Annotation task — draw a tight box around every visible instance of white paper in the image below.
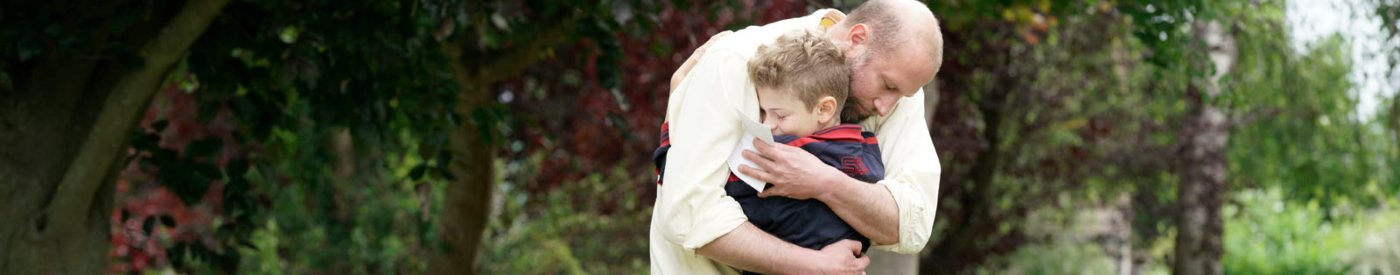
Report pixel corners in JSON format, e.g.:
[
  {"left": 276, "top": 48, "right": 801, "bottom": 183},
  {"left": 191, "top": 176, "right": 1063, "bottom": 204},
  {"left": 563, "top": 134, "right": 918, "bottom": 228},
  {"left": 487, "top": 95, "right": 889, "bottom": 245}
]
[{"left": 728, "top": 109, "right": 775, "bottom": 192}]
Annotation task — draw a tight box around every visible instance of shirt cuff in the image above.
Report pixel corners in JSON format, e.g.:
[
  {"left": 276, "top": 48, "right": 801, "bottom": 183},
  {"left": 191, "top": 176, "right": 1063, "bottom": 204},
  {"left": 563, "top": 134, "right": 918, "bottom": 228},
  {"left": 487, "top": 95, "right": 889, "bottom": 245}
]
[
  {"left": 871, "top": 169, "right": 933, "bottom": 254},
  {"left": 671, "top": 196, "right": 749, "bottom": 251}
]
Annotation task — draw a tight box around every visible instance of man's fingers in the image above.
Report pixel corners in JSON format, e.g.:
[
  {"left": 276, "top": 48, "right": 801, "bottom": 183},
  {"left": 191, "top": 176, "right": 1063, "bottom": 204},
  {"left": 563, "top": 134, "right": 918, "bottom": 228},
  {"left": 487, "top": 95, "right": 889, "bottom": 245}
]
[
  {"left": 690, "top": 30, "right": 730, "bottom": 57},
  {"left": 845, "top": 240, "right": 868, "bottom": 273},
  {"left": 741, "top": 149, "right": 776, "bottom": 169},
  {"left": 752, "top": 137, "right": 777, "bottom": 155},
  {"left": 707, "top": 30, "right": 733, "bottom": 43},
  {"left": 757, "top": 186, "right": 784, "bottom": 198},
  {"left": 671, "top": 31, "right": 733, "bottom": 92},
  {"left": 738, "top": 165, "right": 773, "bottom": 183},
  {"left": 853, "top": 253, "right": 871, "bottom": 271},
  {"left": 838, "top": 239, "right": 862, "bottom": 256}
]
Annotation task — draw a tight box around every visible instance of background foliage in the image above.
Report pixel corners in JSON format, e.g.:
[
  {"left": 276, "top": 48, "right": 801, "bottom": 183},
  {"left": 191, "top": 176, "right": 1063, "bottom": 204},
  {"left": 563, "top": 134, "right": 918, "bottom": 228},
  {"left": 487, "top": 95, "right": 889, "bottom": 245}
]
[{"left": 1, "top": 0, "right": 1396, "bottom": 274}]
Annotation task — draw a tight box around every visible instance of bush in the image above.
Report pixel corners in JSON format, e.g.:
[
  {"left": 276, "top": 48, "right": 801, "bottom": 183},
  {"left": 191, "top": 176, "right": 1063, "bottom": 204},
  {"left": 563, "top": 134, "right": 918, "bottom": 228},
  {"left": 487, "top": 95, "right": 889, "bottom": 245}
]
[
  {"left": 476, "top": 153, "right": 651, "bottom": 274},
  {"left": 1222, "top": 188, "right": 1400, "bottom": 274}
]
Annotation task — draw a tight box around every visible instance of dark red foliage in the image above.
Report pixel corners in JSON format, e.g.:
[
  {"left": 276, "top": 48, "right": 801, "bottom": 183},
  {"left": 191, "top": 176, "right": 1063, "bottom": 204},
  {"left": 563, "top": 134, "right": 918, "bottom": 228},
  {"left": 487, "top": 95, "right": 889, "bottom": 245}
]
[
  {"left": 496, "top": 1, "right": 814, "bottom": 200},
  {"left": 108, "top": 83, "right": 247, "bottom": 273}
]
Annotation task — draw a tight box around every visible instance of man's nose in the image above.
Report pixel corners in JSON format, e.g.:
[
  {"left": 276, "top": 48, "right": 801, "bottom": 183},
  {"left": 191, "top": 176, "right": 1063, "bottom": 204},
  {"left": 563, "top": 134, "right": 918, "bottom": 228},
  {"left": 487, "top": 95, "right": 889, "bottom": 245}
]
[{"left": 875, "top": 97, "right": 895, "bottom": 116}]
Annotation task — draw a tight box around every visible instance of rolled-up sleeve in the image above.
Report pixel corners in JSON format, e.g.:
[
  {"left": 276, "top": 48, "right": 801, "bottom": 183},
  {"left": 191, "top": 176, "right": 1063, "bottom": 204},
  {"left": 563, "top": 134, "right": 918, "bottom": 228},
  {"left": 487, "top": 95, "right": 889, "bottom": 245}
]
[
  {"left": 867, "top": 89, "right": 942, "bottom": 254},
  {"left": 656, "top": 51, "right": 755, "bottom": 251}
]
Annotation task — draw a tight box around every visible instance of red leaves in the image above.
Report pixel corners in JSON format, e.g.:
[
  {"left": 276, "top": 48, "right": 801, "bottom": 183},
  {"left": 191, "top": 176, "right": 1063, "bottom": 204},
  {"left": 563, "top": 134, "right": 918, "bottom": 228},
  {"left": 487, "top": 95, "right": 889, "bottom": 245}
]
[
  {"left": 497, "top": 1, "right": 812, "bottom": 193},
  {"left": 109, "top": 83, "right": 244, "bottom": 273}
]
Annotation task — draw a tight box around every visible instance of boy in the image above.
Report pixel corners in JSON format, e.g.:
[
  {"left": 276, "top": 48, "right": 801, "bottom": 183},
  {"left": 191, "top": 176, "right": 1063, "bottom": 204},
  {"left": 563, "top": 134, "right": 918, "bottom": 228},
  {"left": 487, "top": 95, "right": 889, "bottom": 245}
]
[{"left": 652, "top": 28, "right": 884, "bottom": 271}]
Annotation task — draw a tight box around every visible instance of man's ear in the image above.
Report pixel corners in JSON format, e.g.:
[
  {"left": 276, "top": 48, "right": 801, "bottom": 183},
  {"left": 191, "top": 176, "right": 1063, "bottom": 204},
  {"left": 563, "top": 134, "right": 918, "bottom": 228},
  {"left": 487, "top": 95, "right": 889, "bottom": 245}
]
[
  {"left": 849, "top": 23, "right": 869, "bottom": 47},
  {"left": 845, "top": 23, "right": 869, "bottom": 57},
  {"left": 816, "top": 96, "right": 839, "bottom": 124}
]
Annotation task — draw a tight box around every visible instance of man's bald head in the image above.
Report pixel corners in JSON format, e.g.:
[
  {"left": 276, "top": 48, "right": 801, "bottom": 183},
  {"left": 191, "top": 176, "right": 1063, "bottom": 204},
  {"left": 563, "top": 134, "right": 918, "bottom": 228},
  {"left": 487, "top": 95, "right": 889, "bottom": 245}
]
[
  {"left": 829, "top": 0, "right": 944, "bottom": 121},
  {"left": 840, "top": 0, "right": 944, "bottom": 77}
]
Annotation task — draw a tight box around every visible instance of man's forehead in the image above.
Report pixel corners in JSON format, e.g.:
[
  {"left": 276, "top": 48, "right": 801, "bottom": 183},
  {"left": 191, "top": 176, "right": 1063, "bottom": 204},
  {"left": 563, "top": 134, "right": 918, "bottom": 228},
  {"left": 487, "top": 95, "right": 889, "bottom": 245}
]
[{"left": 882, "top": 54, "right": 935, "bottom": 95}]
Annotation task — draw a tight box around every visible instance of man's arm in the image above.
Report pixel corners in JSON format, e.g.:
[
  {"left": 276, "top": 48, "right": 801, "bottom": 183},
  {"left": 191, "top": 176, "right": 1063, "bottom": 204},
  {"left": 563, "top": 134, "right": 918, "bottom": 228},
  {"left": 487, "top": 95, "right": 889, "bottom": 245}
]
[
  {"left": 741, "top": 90, "right": 940, "bottom": 254},
  {"left": 697, "top": 223, "right": 869, "bottom": 274},
  {"left": 656, "top": 50, "right": 750, "bottom": 252},
  {"left": 862, "top": 90, "right": 941, "bottom": 254},
  {"left": 670, "top": 31, "right": 731, "bottom": 93},
  {"left": 741, "top": 141, "right": 901, "bottom": 245}
]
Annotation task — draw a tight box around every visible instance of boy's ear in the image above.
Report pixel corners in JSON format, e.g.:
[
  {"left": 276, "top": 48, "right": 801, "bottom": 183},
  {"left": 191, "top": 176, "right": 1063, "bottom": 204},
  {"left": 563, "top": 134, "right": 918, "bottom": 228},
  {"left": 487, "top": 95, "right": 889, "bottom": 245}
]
[{"left": 816, "top": 96, "right": 839, "bottom": 124}]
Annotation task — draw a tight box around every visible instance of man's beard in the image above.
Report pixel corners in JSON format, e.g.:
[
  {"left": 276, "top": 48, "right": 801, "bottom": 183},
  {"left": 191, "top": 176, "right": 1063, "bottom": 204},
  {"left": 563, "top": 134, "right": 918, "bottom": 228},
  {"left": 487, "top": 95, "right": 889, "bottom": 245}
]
[
  {"left": 840, "top": 97, "right": 873, "bottom": 123},
  {"left": 841, "top": 53, "right": 876, "bottom": 123}
]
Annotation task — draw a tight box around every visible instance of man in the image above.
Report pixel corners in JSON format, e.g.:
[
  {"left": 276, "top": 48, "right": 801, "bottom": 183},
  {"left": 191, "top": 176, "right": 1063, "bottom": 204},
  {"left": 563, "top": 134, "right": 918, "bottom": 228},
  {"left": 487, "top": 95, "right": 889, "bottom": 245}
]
[{"left": 652, "top": 0, "right": 944, "bottom": 274}]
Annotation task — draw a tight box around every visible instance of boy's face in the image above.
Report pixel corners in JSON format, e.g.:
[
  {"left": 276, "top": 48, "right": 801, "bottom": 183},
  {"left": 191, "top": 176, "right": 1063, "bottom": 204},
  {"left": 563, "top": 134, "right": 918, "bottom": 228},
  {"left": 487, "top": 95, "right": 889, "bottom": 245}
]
[{"left": 756, "top": 86, "right": 834, "bottom": 137}]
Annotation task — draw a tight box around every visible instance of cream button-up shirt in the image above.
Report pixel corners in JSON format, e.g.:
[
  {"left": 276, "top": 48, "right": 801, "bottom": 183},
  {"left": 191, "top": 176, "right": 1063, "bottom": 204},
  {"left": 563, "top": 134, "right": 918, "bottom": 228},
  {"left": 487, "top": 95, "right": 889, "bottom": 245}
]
[{"left": 650, "top": 9, "right": 942, "bottom": 274}]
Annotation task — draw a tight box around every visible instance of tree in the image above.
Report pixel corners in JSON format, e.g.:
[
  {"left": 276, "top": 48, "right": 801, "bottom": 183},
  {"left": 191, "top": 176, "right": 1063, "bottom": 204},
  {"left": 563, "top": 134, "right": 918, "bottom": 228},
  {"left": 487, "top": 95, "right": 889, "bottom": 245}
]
[
  {"left": 919, "top": 0, "right": 1383, "bottom": 273},
  {"left": 1173, "top": 19, "right": 1234, "bottom": 275},
  {"left": 5, "top": 0, "right": 804, "bottom": 273},
  {"left": 0, "top": 0, "right": 230, "bottom": 273}
]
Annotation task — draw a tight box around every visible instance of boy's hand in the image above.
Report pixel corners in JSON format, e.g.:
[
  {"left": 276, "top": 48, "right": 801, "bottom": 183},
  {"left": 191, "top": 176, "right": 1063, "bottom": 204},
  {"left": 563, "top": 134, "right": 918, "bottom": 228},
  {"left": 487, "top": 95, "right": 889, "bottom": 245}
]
[
  {"left": 670, "top": 30, "right": 733, "bottom": 93},
  {"left": 739, "top": 138, "right": 848, "bottom": 201}
]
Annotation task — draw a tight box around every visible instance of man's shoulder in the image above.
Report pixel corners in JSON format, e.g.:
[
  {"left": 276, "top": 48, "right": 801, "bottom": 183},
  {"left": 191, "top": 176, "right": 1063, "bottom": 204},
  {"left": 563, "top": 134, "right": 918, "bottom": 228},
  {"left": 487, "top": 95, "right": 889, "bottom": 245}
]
[{"left": 707, "top": 9, "right": 833, "bottom": 58}]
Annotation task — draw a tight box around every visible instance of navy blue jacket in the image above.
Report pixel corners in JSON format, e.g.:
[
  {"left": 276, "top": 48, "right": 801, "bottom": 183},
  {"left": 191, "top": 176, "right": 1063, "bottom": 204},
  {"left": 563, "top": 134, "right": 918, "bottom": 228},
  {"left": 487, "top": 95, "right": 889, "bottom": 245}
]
[{"left": 653, "top": 123, "right": 885, "bottom": 255}]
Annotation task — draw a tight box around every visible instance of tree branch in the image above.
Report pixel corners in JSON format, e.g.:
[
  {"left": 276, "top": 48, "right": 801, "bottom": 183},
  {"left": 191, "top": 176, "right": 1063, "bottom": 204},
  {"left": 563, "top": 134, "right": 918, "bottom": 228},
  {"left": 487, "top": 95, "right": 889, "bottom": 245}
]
[
  {"left": 47, "top": 0, "right": 231, "bottom": 236},
  {"left": 457, "top": 11, "right": 584, "bottom": 85}
]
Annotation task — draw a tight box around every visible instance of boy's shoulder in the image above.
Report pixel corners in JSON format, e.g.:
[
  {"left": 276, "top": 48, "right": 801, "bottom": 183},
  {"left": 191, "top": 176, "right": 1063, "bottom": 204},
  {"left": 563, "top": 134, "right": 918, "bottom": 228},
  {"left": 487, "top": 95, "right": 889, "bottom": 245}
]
[
  {"left": 778, "top": 124, "right": 884, "bottom": 182},
  {"left": 777, "top": 124, "right": 874, "bottom": 147}
]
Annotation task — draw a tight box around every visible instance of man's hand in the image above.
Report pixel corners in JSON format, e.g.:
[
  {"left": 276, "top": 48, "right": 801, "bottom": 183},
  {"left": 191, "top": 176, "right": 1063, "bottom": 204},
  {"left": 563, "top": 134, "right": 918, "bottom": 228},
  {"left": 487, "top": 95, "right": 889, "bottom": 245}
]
[
  {"left": 697, "top": 223, "right": 868, "bottom": 275},
  {"left": 738, "top": 138, "right": 848, "bottom": 200},
  {"left": 670, "top": 30, "right": 733, "bottom": 93},
  {"left": 799, "top": 240, "right": 870, "bottom": 275},
  {"left": 739, "top": 137, "right": 903, "bottom": 245}
]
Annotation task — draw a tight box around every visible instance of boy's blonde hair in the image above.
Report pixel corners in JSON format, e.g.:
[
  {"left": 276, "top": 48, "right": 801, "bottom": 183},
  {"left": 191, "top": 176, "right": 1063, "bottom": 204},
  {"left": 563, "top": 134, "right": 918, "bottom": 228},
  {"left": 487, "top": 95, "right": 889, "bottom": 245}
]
[{"left": 748, "top": 29, "right": 850, "bottom": 112}]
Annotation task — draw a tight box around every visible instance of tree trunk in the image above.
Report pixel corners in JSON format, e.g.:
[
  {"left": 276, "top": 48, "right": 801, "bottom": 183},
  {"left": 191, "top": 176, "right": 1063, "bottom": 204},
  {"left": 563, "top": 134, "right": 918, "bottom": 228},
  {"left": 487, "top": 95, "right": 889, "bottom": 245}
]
[
  {"left": 1390, "top": 98, "right": 1399, "bottom": 156},
  {"left": 429, "top": 13, "right": 582, "bottom": 273},
  {"left": 430, "top": 37, "right": 495, "bottom": 273},
  {"left": 1173, "top": 105, "right": 1227, "bottom": 275},
  {"left": 0, "top": 0, "right": 230, "bottom": 273},
  {"left": 1173, "top": 20, "right": 1235, "bottom": 275},
  {"left": 923, "top": 77, "right": 1010, "bottom": 274},
  {"left": 430, "top": 84, "right": 495, "bottom": 275}
]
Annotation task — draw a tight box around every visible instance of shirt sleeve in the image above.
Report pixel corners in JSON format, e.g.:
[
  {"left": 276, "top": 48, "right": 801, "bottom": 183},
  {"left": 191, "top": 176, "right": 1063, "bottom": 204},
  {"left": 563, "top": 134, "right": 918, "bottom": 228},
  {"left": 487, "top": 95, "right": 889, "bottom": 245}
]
[
  {"left": 656, "top": 50, "right": 756, "bottom": 251},
  {"left": 865, "top": 89, "right": 942, "bottom": 254}
]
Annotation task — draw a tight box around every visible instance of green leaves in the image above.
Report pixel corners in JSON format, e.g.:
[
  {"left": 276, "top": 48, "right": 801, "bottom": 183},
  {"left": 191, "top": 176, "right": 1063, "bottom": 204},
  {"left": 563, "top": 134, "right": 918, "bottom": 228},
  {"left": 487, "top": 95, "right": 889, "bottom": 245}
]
[{"left": 278, "top": 26, "right": 300, "bottom": 44}]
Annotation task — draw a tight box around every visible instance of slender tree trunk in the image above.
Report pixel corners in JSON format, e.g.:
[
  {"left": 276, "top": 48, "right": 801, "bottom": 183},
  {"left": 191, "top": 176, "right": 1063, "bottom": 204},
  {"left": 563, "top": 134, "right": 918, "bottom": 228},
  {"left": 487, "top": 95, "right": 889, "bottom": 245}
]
[
  {"left": 0, "top": 0, "right": 230, "bottom": 273},
  {"left": 431, "top": 85, "right": 494, "bottom": 275},
  {"left": 1173, "top": 104, "right": 1227, "bottom": 275},
  {"left": 430, "top": 13, "right": 582, "bottom": 273},
  {"left": 924, "top": 80, "right": 1008, "bottom": 273},
  {"left": 431, "top": 39, "right": 495, "bottom": 274},
  {"left": 1390, "top": 98, "right": 1399, "bottom": 155},
  {"left": 1173, "top": 20, "right": 1235, "bottom": 275}
]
